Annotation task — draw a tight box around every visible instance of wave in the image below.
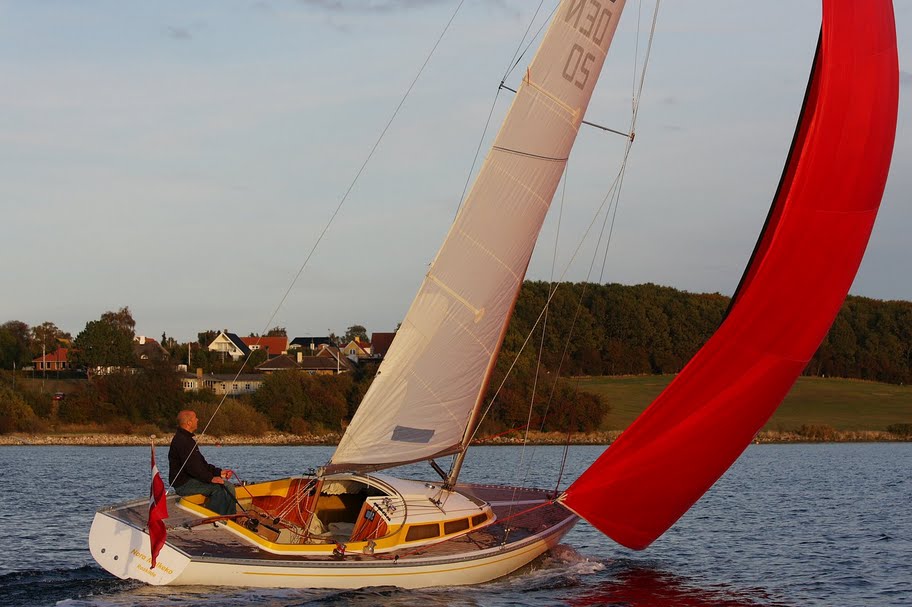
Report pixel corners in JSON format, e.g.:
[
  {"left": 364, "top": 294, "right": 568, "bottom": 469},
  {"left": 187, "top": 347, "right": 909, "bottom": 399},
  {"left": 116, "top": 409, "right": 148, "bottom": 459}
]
[{"left": 0, "top": 565, "right": 136, "bottom": 607}]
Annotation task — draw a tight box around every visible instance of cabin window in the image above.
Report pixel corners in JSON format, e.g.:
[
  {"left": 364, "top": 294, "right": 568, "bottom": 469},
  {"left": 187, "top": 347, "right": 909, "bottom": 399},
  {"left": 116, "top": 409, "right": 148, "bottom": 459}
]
[
  {"left": 444, "top": 518, "right": 470, "bottom": 535},
  {"left": 405, "top": 523, "right": 440, "bottom": 542},
  {"left": 471, "top": 513, "right": 488, "bottom": 527}
]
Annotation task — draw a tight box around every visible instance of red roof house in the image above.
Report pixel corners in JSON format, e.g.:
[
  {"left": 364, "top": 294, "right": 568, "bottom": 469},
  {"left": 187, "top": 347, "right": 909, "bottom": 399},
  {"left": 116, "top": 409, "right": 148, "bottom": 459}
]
[
  {"left": 240, "top": 336, "right": 288, "bottom": 357},
  {"left": 33, "top": 348, "right": 71, "bottom": 371}
]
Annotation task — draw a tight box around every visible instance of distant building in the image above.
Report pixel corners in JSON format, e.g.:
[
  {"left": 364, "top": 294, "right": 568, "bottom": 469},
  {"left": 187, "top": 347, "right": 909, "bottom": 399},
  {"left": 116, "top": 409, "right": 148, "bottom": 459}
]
[
  {"left": 240, "top": 335, "right": 288, "bottom": 357},
  {"left": 33, "top": 348, "right": 71, "bottom": 371},
  {"left": 370, "top": 332, "right": 396, "bottom": 358},
  {"left": 299, "top": 356, "right": 349, "bottom": 375},
  {"left": 288, "top": 336, "right": 335, "bottom": 352},
  {"left": 308, "top": 347, "right": 351, "bottom": 374},
  {"left": 254, "top": 350, "right": 351, "bottom": 375},
  {"left": 181, "top": 368, "right": 263, "bottom": 394},
  {"left": 341, "top": 336, "right": 371, "bottom": 360},
  {"left": 133, "top": 336, "right": 169, "bottom": 365},
  {"left": 207, "top": 331, "right": 251, "bottom": 361},
  {"left": 255, "top": 354, "right": 300, "bottom": 373}
]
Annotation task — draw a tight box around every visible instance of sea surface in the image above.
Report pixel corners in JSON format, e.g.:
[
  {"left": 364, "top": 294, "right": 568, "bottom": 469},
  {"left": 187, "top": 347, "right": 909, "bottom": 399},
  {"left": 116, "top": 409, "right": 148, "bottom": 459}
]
[{"left": 0, "top": 443, "right": 909, "bottom": 606}]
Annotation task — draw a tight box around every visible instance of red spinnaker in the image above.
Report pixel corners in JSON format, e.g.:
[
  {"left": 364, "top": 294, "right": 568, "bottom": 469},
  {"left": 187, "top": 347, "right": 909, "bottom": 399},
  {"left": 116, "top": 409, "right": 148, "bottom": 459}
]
[{"left": 560, "top": 1, "right": 899, "bottom": 550}]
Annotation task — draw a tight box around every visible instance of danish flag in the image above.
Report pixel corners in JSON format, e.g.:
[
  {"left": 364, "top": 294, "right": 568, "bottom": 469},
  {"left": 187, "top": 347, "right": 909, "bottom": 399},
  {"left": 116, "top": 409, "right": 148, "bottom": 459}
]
[{"left": 148, "top": 443, "right": 169, "bottom": 568}]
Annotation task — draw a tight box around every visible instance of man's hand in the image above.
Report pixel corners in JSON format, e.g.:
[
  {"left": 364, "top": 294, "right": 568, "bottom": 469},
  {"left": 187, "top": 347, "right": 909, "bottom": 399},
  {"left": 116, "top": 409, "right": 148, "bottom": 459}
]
[
  {"left": 220, "top": 469, "right": 234, "bottom": 480},
  {"left": 211, "top": 475, "right": 225, "bottom": 484}
]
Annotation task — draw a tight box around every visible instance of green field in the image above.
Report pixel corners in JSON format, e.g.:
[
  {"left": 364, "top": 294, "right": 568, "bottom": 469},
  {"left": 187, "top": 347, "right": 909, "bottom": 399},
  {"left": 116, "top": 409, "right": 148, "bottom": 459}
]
[{"left": 577, "top": 375, "right": 912, "bottom": 432}]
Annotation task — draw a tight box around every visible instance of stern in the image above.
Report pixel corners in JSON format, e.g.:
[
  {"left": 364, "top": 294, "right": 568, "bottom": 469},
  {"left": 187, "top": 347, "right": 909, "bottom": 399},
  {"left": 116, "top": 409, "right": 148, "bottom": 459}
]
[{"left": 89, "top": 511, "right": 190, "bottom": 585}]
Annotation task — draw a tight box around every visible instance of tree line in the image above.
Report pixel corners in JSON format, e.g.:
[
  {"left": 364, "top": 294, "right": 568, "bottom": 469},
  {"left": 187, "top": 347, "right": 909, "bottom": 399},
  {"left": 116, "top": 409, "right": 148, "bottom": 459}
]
[
  {"left": 0, "top": 307, "right": 379, "bottom": 435},
  {"left": 501, "top": 282, "right": 911, "bottom": 384},
  {"left": 1, "top": 284, "right": 909, "bottom": 435}
]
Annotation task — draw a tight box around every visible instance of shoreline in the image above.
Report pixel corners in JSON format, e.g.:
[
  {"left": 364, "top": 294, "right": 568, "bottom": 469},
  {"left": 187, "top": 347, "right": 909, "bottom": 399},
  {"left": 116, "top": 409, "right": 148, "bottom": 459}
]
[{"left": 0, "top": 429, "right": 908, "bottom": 446}]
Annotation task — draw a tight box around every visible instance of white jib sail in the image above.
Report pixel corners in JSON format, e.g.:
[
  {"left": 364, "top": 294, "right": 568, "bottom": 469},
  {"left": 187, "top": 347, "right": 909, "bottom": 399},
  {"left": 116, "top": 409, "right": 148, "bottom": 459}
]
[{"left": 329, "top": 0, "right": 627, "bottom": 472}]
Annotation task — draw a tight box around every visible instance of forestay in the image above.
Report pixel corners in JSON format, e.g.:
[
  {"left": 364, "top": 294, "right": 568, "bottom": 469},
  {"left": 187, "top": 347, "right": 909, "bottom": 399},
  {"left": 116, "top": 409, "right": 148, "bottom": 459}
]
[{"left": 328, "top": 0, "right": 629, "bottom": 473}]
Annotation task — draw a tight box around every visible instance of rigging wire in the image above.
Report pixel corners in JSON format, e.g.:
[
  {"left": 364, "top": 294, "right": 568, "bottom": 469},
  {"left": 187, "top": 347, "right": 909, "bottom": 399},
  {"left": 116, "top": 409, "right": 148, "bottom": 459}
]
[
  {"left": 519, "top": 165, "right": 567, "bottom": 463},
  {"left": 525, "top": 168, "right": 567, "bottom": 454},
  {"left": 496, "top": 1, "right": 660, "bottom": 411},
  {"left": 468, "top": 141, "right": 630, "bottom": 449},
  {"left": 446, "top": 1, "right": 590, "bottom": 483},
  {"left": 171, "top": 1, "right": 467, "bottom": 487},
  {"left": 468, "top": 1, "right": 662, "bottom": 476},
  {"left": 526, "top": 178, "right": 625, "bottom": 493},
  {"left": 554, "top": 377, "right": 581, "bottom": 491},
  {"left": 453, "top": 0, "right": 550, "bottom": 218},
  {"left": 511, "top": 0, "right": 646, "bottom": 486},
  {"left": 556, "top": 0, "right": 663, "bottom": 487},
  {"left": 502, "top": 1, "right": 555, "bottom": 83},
  {"left": 467, "top": 160, "right": 625, "bottom": 447},
  {"left": 599, "top": 0, "right": 660, "bottom": 282},
  {"left": 454, "top": 86, "right": 503, "bottom": 218},
  {"left": 543, "top": 0, "right": 662, "bottom": 420},
  {"left": 503, "top": 159, "right": 569, "bottom": 523}
]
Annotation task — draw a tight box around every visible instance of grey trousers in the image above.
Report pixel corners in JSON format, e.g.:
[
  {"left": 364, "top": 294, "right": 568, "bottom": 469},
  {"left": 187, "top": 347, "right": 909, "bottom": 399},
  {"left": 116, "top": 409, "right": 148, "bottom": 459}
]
[{"left": 173, "top": 478, "right": 237, "bottom": 515}]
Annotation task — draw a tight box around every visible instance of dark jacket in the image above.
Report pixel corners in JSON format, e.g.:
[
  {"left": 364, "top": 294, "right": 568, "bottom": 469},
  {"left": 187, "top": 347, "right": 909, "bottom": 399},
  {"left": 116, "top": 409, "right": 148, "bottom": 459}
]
[{"left": 168, "top": 427, "right": 221, "bottom": 487}]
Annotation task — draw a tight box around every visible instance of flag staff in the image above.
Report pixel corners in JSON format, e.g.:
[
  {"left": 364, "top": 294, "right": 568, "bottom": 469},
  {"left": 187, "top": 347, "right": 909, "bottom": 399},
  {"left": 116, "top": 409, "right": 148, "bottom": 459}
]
[{"left": 148, "top": 436, "right": 169, "bottom": 568}]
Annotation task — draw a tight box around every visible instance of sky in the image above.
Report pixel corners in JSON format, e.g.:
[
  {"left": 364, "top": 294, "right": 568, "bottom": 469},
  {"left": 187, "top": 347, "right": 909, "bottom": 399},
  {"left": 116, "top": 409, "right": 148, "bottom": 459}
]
[{"left": 1, "top": 1, "right": 910, "bottom": 343}]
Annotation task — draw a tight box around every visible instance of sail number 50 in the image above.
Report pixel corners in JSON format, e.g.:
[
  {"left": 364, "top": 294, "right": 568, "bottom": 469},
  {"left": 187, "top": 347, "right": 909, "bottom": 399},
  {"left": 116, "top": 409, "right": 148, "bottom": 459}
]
[{"left": 563, "top": 44, "right": 595, "bottom": 90}]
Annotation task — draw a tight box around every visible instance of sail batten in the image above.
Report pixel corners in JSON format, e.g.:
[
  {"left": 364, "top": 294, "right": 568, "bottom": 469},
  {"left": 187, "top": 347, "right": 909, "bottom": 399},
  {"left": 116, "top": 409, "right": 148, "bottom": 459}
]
[
  {"left": 328, "top": 0, "right": 629, "bottom": 474},
  {"left": 561, "top": 0, "right": 899, "bottom": 551}
]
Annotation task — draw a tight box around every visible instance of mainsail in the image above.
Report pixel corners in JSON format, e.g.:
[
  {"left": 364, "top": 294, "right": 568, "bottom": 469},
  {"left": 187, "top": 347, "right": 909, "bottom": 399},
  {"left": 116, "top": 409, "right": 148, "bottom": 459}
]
[
  {"left": 560, "top": 0, "right": 899, "bottom": 550},
  {"left": 329, "top": 0, "right": 629, "bottom": 473}
]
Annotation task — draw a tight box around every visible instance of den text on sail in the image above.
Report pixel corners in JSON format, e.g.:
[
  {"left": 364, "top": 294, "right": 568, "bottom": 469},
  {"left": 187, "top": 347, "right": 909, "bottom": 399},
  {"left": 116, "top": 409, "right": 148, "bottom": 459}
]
[{"left": 563, "top": 0, "right": 616, "bottom": 89}]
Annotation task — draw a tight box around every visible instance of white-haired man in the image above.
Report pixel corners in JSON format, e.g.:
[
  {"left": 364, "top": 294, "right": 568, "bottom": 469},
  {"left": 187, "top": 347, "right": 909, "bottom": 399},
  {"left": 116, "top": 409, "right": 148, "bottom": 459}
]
[{"left": 168, "top": 410, "right": 237, "bottom": 515}]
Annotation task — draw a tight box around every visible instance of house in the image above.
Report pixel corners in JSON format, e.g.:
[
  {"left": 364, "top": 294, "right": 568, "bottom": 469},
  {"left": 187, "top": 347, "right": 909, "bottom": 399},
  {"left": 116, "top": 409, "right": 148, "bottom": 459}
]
[
  {"left": 299, "top": 356, "right": 349, "bottom": 375},
  {"left": 288, "top": 336, "right": 335, "bottom": 352},
  {"left": 312, "top": 347, "right": 351, "bottom": 374},
  {"left": 254, "top": 350, "right": 351, "bottom": 375},
  {"left": 255, "top": 354, "right": 300, "bottom": 373},
  {"left": 240, "top": 335, "right": 288, "bottom": 357},
  {"left": 181, "top": 368, "right": 263, "bottom": 394},
  {"left": 181, "top": 372, "right": 203, "bottom": 392},
  {"left": 316, "top": 345, "right": 345, "bottom": 361},
  {"left": 341, "top": 336, "right": 371, "bottom": 360},
  {"left": 33, "top": 348, "right": 71, "bottom": 371},
  {"left": 207, "top": 331, "right": 251, "bottom": 361},
  {"left": 133, "top": 336, "right": 169, "bottom": 364},
  {"left": 370, "top": 332, "right": 396, "bottom": 358}
]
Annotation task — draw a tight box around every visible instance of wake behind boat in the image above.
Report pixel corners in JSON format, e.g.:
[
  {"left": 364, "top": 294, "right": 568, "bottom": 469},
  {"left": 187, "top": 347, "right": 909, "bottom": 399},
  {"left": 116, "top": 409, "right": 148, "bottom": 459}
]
[{"left": 89, "top": 0, "right": 899, "bottom": 589}]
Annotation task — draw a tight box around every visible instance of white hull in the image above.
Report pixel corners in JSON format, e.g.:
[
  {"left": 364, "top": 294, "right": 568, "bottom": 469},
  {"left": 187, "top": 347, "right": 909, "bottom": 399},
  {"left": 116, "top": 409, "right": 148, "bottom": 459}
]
[{"left": 90, "top": 478, "right": 578, "bottom": 589}]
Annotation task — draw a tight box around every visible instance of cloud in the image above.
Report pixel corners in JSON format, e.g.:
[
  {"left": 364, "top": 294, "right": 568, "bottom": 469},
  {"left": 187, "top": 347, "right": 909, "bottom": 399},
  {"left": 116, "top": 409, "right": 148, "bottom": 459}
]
[
  {"left": 164, "top": 21, "right": 205, "bottom": 41},
  {"left": 901, "top": 70, "right": 912, "bottom": 88},
  {"left": 166, "top": 25, "right": 193, "bottom": 40}
]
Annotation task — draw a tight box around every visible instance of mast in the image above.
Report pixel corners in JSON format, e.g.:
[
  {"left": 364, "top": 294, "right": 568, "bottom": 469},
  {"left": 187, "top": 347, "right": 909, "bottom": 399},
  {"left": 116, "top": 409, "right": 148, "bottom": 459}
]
[
  {"left": 327, "top": 0, "right": 629, "bottom": 475},
  {"left": 446, "top": 254, "right": 532, "bottom": 487}
]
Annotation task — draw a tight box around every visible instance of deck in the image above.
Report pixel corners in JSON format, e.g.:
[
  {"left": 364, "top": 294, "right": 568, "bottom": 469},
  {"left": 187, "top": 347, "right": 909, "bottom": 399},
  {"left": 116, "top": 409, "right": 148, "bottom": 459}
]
[{"left": 102, "top": 481, "right": 576, "bottom": 565}]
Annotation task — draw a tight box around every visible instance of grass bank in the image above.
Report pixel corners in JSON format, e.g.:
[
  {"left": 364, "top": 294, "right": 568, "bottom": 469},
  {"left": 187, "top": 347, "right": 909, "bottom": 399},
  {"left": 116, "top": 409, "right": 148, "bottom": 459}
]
[{"left": 576, "top": 375, "right": 912, "bottom": 433}]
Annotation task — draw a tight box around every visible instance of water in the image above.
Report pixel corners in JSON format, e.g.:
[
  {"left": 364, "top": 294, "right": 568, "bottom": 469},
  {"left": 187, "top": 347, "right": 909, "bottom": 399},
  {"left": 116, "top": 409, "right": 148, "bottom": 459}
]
[{"left": 0, "top": 444, "right": 909, "bottom": 606}]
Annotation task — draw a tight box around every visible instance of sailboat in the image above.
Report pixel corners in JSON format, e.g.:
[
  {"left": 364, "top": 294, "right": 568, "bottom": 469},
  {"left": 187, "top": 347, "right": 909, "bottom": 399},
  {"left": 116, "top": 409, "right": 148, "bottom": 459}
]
[{"left": 89, "top": 0, "right": 899, "bottom": 588}]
